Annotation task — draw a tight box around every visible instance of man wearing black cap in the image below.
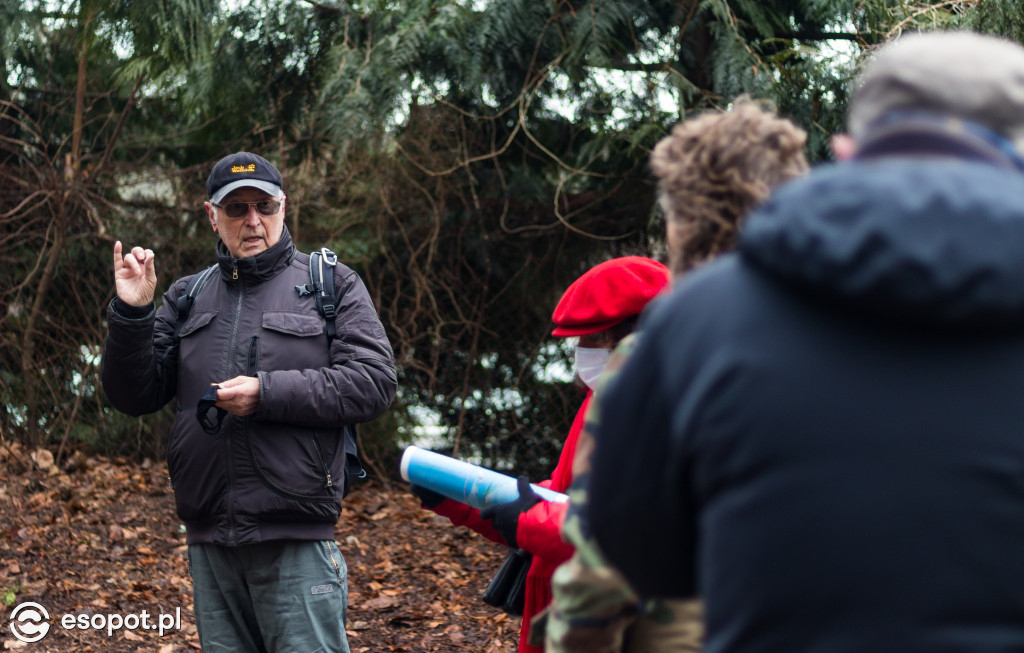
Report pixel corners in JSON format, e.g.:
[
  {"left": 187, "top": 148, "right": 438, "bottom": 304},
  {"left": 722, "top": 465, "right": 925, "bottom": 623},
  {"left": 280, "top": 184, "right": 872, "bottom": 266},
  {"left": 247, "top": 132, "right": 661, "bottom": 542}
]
[
  {"left": 101, "top": 152, "right": 397, "bottom": 652},
  {"left": 204, "top": 151, "right": 291, "bottom": 262}
]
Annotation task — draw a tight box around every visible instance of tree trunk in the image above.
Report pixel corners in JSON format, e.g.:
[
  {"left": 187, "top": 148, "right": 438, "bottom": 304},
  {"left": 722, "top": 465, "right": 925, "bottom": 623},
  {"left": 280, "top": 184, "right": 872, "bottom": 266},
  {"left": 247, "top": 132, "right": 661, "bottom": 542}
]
[
  {"left": 21, "top": 2, "right": 93, "bottom": 445},
  {"left": 70, "top": 1, "right": 94, "bottom": 177}
]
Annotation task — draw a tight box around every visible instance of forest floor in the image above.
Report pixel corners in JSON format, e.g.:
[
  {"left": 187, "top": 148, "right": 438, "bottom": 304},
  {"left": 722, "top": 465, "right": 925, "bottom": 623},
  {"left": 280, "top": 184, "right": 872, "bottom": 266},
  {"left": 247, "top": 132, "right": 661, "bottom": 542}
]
[{"left": 0, "top": 441, "right": 526, "bottom": 652}]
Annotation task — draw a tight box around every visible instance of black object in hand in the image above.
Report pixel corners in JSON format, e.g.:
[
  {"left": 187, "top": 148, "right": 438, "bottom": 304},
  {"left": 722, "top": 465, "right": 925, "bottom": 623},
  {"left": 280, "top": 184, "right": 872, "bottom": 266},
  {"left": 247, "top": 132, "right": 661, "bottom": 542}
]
[
  {"left": 196, "top": 384, "right": 227, "bottom": 435},
  {"left": 480, "top": 476, "right": 541, "bottom": 548},
  {"left": 482, "top": 548, "right": 531, "bottom": 616},
  {"left": 410, "top": 484, "right": 446, "bottom": 509}
]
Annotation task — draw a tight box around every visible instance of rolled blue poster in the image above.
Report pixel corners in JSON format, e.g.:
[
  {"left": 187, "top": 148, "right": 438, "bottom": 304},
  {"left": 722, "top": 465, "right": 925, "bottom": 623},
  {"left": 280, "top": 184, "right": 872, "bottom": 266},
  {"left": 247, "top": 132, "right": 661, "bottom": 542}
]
[{"left": 400, "top": 446, "right": 568, "bottom": 510}]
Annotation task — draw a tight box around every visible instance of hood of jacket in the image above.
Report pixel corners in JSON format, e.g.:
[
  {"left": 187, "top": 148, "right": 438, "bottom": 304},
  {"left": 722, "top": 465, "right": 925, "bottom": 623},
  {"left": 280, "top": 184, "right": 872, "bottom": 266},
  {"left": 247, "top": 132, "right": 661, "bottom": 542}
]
[{"left": 740, "top": 131, "right": 1024, "bottom": 329}]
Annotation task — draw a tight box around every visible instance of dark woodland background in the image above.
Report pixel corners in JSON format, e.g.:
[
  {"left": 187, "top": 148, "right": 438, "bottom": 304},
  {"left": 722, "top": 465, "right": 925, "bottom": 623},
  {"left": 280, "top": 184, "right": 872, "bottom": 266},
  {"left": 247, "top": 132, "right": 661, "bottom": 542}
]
[{"left": 2, "top": 0, "right": 1021, "bottom": 480}]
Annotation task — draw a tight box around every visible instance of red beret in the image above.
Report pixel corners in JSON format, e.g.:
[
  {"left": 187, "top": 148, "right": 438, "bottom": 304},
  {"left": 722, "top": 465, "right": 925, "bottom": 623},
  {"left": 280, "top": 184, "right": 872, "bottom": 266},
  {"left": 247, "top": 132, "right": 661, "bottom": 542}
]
[{"left": 551, "top": 256, "right": 670, "bottom": 337}]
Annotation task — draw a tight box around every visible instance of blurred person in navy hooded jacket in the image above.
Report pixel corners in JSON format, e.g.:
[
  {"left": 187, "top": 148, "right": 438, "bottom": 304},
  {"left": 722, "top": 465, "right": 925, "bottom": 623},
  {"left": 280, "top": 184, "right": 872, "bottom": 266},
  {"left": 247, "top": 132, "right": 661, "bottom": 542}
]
[{"left": 589, "top": 31, "right": 1024, "bottom": 653}]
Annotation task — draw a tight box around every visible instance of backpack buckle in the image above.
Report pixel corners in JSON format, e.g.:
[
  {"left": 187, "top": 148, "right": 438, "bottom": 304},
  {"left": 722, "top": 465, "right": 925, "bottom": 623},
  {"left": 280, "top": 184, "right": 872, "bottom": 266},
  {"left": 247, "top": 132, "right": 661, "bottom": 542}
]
[{"left": 320, "top": 248, "right": 338, "bottom": 266}]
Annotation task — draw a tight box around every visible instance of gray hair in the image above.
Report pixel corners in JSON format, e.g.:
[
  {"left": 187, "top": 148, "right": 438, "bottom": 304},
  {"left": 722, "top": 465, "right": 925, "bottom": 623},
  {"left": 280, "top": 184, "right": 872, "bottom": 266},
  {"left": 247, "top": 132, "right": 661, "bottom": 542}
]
[{"left": 849, "top": 31, "right": 1024, "bottom": 150}]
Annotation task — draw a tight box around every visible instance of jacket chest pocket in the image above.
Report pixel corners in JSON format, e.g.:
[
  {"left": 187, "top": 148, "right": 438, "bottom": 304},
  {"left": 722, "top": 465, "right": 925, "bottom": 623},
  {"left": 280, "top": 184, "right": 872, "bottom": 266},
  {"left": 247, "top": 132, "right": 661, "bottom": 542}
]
[
  {"left": 181, "top": 310, "right": 218, "bottom": 339},
  {"left": 257, "top": 311, "right": 327, "bottom": 372}
]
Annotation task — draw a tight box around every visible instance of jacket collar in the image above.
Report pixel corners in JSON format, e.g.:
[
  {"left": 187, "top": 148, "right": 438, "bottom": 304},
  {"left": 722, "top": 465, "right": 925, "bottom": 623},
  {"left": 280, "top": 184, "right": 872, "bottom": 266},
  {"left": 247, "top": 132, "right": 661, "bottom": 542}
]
[
  {"left": 216, "top": 225, "right": 296, "bottom": 284},
  {"left": 855, "top": 114, "right": 1024, "bottom": 172}
]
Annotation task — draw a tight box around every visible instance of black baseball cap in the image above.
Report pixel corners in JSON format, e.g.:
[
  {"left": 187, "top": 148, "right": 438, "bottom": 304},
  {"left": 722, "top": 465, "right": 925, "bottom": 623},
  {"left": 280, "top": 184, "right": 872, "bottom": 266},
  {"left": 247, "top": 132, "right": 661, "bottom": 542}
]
[{"left": 207, "top": 152, "right": 283, "bottom": 204}]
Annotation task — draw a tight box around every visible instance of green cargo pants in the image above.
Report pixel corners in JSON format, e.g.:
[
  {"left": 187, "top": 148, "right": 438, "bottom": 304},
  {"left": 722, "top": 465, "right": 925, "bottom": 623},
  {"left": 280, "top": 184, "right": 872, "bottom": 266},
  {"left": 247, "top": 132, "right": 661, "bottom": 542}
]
[{"left": 188, "top": 540, "right": 350, "bottom": 653}]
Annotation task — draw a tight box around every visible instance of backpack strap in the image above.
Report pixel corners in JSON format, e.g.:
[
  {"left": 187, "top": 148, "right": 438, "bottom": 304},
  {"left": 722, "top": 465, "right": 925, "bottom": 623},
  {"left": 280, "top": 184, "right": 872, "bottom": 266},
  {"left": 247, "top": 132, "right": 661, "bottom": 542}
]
[
  {"left": 176, "top": 264, "right": 218, "bottom": 332},
  {"left": 164, "top": 263, "right": 217, "bottom": 364},
  {"left": 305, "top": 247, "right": 339, "bottom": 343},
  {"left": 296, "top": 247, "right": 366, "bottom": 494},
  {"left": 342, "top": 424, "right": 366, "bottom": 496},
  {"left": 173, "top": 264, "right": 225, "bottom": 433}
]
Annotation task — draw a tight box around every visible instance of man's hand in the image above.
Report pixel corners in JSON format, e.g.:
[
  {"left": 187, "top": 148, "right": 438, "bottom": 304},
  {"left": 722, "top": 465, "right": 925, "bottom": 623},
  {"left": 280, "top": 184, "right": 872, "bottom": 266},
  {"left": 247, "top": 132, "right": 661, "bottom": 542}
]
[
  {"left": 113, "top": 240, "right": 157, "bottom": 307},
  {"left": 214, "top": 376, "right": 261, "bottom": 416}
]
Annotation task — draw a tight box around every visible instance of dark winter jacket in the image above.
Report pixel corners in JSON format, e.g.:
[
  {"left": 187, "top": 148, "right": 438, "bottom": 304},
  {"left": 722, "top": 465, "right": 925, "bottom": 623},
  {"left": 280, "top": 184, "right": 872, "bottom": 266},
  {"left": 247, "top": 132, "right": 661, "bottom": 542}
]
[
  {"left": 102, "top": 228, "right": 396, "bottom": 545},
  {"left": 587, "top": 128, "right": 1024, "bottom": 653}
]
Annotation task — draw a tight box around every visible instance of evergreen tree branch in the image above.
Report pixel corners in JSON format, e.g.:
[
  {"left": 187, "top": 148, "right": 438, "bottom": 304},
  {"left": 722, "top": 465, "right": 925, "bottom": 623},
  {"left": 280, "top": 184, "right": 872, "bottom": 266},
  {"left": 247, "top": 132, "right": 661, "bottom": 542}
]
[
  {"left": 93, "top": 74, "right": 146, "bottom": 179},
  {"left": 780, "top": 31, "right": 865, "bottom": 42}
]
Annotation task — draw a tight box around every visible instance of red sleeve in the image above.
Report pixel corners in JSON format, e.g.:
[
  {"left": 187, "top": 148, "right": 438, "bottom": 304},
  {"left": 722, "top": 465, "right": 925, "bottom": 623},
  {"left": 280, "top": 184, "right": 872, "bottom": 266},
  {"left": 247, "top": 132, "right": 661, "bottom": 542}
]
[
  {"left": 424, "top": 392, "right": 592, "bottom": 561},
  {"left": 428, "top": 498, "right": 507, "bottom": 546},
  {"left": 516, "top": 497, "right": 573, "bottom": 563},
  {"left": 513, "top": 393, "right": 591, "bottom": 564}
]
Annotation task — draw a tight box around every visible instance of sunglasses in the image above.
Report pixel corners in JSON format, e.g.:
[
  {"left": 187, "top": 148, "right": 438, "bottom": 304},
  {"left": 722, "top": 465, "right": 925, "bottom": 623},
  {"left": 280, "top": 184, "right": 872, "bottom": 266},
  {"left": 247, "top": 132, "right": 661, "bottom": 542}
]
[{"left": 212, "top": 198, "right": 282, "bottom": 219}]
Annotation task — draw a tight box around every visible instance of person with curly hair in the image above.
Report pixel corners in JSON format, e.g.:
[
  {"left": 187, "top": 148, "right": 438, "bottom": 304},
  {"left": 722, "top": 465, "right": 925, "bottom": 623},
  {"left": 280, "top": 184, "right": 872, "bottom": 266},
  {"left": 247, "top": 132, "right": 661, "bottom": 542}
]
[
  {"left": 543, "top": 99, "right": 808, "bottom": 653},
  {"left": 653, "top": 98, "right": 810, "bottom": 275}
]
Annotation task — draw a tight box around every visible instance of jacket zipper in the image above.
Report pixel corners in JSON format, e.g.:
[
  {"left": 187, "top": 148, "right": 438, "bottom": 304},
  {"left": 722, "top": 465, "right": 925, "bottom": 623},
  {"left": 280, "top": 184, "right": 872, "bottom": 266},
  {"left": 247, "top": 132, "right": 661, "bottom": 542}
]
[
  {"left": 224, "top": 286, "right": 245, "bottom": 545},
  {"left": 312, "top": 435, "right": 333, "bottom": 489},
  {"left": 247, "top": 336, "right": 259, "bottom": 375}
]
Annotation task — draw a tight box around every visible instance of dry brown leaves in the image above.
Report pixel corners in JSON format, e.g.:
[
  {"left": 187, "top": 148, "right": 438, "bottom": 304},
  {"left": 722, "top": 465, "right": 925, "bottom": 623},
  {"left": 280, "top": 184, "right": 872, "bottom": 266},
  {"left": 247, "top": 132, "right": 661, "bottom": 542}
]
[{"left": 0, "top": 441, "right": 512, "bottom": 652}]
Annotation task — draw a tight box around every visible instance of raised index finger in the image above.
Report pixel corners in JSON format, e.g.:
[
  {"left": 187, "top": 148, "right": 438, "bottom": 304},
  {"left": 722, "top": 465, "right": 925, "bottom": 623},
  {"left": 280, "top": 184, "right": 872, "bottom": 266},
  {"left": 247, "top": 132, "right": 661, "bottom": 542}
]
[{"left": 113, "top": 240, "right": 124, "bottom": 272}]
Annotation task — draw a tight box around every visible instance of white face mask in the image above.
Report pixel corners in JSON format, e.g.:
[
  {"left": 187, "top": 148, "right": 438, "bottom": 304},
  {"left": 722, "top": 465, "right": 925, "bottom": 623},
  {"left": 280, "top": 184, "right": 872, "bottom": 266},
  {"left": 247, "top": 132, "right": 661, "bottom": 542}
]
[{"left": 575, "top": 346, "right": 612, "bottom": 390}]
